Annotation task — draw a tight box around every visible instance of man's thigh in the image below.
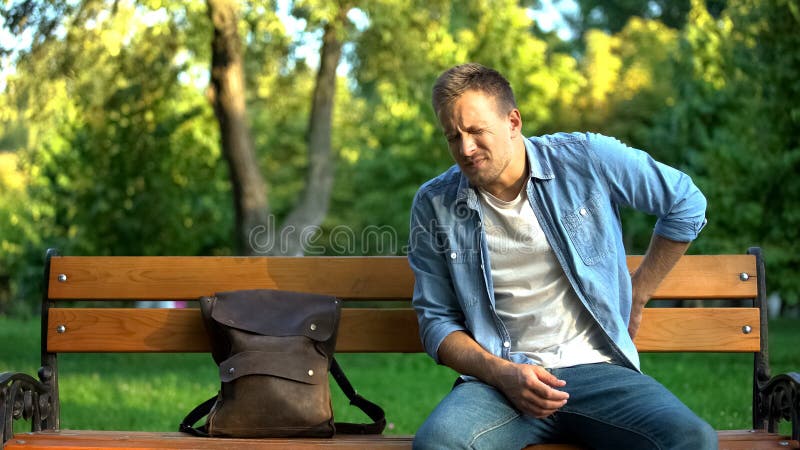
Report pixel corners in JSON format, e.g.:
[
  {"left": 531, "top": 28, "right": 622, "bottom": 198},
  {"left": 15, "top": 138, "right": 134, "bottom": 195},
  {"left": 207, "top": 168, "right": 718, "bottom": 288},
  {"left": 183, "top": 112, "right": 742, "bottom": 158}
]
[
  {"left": 553, "top": 363, "right": 717, "bottom": 450},
  {"left": 413, "top": 380, "right": 562, "bottom": 450}
]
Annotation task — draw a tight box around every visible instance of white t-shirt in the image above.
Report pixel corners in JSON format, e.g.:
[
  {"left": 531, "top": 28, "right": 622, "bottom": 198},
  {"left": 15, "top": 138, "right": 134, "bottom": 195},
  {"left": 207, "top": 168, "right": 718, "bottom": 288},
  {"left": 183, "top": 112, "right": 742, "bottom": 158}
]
[{"left": 478, "top": 186, "right": 611, "bottom": 369}]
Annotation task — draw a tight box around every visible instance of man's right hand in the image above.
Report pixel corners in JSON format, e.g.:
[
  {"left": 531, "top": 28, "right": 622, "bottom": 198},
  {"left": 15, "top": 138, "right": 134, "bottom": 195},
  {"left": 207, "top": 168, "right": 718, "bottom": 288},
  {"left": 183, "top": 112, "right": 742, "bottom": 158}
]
[
  {"left": 493, "top": 361, "right": 569, "bottom": 418},
  {"left": 438, "top": 331, "right": 569, "bottom": 418}
]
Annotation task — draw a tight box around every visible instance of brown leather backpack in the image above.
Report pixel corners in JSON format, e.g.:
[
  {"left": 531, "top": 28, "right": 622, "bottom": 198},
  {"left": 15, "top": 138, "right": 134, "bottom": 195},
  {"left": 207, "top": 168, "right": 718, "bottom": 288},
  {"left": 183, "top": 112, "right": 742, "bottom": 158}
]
[{"left": 180, "top": 289, "right": 385, "bottom": 438}]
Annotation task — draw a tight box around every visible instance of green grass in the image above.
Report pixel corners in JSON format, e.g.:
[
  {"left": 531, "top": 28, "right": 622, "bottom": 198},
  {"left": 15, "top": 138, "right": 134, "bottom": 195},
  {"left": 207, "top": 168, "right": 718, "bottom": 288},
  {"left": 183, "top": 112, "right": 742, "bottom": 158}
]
[{"left": 2, "top": 316, "right": 798, "bottom": 436}]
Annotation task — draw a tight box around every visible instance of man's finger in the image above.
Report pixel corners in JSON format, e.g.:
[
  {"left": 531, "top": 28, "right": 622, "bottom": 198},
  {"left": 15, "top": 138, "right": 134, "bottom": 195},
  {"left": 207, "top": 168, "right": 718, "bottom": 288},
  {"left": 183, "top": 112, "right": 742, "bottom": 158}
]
[
  {"left": 525, "top": 373, "right": 569, "bottom": 401},
  {"left": 519, "top": 395, "right": 567, "bottom": 418},
  {"left": 535, "top": 368, "right": 567, "bottom": 388}
]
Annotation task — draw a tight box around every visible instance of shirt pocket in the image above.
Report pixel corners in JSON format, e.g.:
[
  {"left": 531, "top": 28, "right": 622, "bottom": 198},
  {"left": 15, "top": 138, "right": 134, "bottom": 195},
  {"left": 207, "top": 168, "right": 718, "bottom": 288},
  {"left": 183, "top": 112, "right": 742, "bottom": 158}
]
[
  {"left": 446, "top": 249, "right": 480, "bottom": 264},
  {"left": 446, "top": 249, "right": 481, "bottom": 307},
  {"left": 562, "top": 193, "right": 611, "bottom": 266}
]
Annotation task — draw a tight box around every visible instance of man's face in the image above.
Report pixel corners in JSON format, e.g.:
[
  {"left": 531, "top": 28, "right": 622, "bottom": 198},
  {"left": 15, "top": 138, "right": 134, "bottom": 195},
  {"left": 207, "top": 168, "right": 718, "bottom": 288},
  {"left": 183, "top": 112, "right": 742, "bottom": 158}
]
[{"left": 439, "top": 90, "right": 522, "bottom": 194}]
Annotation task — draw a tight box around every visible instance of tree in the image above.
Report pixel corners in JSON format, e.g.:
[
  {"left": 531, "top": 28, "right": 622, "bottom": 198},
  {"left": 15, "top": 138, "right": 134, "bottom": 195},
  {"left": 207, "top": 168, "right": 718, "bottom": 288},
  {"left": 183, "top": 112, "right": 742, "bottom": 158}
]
[
  {"left": 276, "top": 0, "right": 353, "bottom": 256},
  {"left": 207, "top": 0, "right": 360, "bottom": 256},
  {"left": 207, "top": 0, "right": 269, "bottom": 254}
]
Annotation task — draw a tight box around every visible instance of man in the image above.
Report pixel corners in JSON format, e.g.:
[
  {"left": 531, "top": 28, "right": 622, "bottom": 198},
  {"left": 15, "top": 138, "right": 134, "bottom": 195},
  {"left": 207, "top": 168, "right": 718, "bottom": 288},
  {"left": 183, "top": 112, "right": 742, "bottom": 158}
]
[{"left": 407, "top": 63, "right": 716, "bottom": 449}]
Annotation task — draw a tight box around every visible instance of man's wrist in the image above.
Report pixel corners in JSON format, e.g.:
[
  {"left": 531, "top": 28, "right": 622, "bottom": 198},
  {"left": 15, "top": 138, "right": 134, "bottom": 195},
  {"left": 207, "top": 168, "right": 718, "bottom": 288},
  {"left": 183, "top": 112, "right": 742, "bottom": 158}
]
[
  {"left": 483, "top": 355, "right": 515, "bottom": 388},
  {"left": 631, "top": 295, "right": 650, "bottom": 307}
]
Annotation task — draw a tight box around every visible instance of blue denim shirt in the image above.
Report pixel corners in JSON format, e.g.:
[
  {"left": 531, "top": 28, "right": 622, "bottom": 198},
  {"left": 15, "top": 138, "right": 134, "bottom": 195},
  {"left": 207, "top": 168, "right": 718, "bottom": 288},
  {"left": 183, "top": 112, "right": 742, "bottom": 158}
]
[{"left": 408, "top": 132, "right": 707, "bottom": 371}]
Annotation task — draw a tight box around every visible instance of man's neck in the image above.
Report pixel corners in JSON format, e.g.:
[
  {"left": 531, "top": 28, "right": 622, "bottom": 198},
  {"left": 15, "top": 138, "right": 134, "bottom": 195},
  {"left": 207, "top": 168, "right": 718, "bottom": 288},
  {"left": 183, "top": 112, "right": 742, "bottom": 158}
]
[{"left": 485, "top": 140, "right": 528, "bottom": 202}]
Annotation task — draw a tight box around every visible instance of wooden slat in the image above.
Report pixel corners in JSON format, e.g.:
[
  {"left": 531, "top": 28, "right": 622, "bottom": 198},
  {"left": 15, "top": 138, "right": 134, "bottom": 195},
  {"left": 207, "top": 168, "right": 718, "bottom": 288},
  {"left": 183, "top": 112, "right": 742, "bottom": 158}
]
[
  {"left": 626, "top": 255, "right": 757, "bottom": 299},
  {"left": 632, "top": 307, "right": 760, "bottom": 352},
  {"left": 47, "top": 307, "right": 760, "bottom": 354},
  {"left": 713, "top": 430, "right": 800, "bottom": 449},
  {"left": 47, "top": 256, "right": 415, "bottom": 301},
  {"left": 4, "top": 430, "right": 416, "bottom": 449},
  {"left": 47, "top": 308, "right": 424, "bottom": 353},
  {"left": 5, "top": 429, "right": 796, "bottom": 450},
  {"left": 47, "top": 254, "right": 757, "bottom": 301}
]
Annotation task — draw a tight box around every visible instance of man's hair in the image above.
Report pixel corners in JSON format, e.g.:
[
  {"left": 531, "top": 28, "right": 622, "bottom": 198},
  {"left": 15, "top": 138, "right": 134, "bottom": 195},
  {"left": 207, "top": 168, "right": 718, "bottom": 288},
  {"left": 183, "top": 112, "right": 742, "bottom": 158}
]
[{"left": 431, "top": 63, "right": 517, "bottom": 119}]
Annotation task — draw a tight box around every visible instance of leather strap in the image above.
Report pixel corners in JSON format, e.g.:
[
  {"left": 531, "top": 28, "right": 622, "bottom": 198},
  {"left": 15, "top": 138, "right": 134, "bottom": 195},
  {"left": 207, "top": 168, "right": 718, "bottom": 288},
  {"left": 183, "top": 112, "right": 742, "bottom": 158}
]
[
  {"left": 179, "top": 395, "right": 215, "bottom": 437},
  {"left": 330, "top": 358, "right": 387, "bottom": 435},
  {"left": 180, "top": 357, "right": 386, "bottom": 436}
]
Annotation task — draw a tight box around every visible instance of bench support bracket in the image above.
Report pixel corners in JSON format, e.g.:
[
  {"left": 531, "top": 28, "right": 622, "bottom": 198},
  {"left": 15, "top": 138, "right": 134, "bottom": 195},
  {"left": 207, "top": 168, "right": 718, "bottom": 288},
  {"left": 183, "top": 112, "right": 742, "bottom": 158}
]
[
  {"left": 749, "top": 247, "right": 799, "bottom": 441},
  {"left": 0, "top": 371, "right": 54, "bottom": 444},
  {"left": 760, "top": 372, "right": 800, "bottom": 441}
]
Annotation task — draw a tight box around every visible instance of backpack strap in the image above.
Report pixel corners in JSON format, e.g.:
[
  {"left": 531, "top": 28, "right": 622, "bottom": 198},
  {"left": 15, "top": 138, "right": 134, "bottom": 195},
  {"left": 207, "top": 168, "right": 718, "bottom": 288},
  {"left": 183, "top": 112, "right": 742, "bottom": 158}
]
[
  {"left": 330, "top": 358, "right": 387, "bottom": 434},
  {"left": 179, "top": 395, "right": 215, "bottom": 437},
  {"left": 179, "top": 358, "right": 386, "bottom": 436}
]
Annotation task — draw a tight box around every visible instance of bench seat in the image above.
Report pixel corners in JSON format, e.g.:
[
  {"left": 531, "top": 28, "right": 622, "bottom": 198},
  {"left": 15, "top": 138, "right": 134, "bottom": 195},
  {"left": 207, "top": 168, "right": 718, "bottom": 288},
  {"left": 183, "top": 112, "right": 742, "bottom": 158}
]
[{"left": 4, "top": 430, "right": 797, "bottom": 449}]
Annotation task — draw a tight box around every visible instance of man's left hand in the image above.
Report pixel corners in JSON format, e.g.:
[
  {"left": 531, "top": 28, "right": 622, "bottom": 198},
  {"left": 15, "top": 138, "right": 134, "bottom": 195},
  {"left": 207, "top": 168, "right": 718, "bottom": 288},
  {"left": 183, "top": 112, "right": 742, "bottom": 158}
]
[
  {"left": 628, "top": 294, "right": 647, "bottom": 339},
  {"left": 628, "top": 234, "right": 691, "bottom": 339}
]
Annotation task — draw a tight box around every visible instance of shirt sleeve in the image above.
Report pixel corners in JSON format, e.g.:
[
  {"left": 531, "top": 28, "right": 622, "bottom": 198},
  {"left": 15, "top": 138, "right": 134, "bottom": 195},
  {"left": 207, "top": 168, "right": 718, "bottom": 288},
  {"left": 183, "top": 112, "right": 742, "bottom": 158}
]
[
  {"left": 407, "top": 188, "right": 468, "bottom": 364},
  {"left": 586, "top": 133, "right": 707, "bottom": 242}
]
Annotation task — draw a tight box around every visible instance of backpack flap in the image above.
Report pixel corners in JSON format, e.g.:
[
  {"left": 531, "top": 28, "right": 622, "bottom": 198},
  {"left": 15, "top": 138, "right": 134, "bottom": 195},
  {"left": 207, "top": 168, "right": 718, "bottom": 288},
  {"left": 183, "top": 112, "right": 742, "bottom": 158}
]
[{"left": 211, "top": 289, "right": 340, "bottom": 343}]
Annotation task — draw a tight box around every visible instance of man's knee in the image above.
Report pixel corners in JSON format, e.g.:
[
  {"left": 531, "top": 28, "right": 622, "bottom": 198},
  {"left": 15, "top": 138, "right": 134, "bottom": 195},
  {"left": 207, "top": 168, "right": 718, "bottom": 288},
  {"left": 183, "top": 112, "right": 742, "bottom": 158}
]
[
  {"left": 683, "top": 418, "right": 718, "bottom": 450},
  {"left": 413, "top": 415, "right": 469, "bottom": 450},
  {"left": 657, "top": 411, "right": 717, "bottom": 450}
]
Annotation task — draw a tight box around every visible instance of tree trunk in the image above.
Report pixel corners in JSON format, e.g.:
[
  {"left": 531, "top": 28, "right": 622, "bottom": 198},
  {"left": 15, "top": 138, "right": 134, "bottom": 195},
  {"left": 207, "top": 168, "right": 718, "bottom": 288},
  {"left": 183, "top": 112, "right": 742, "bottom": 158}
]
[
  {"left": 279, "top": 10, "right": 346, "bottom": 256},
  {"left": 207, "top": 0, "right": 270, "bottom": 255}
]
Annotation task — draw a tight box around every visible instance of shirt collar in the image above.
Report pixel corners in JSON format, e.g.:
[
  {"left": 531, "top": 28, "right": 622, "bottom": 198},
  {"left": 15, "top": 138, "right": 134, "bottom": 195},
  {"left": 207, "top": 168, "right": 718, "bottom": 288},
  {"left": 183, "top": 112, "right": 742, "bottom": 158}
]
[
  {"left": 457, "top": 137, "right": 554, "bottom": 207},
  {"left": 524, "top": 137, "right": 554, "bottom": 180}
]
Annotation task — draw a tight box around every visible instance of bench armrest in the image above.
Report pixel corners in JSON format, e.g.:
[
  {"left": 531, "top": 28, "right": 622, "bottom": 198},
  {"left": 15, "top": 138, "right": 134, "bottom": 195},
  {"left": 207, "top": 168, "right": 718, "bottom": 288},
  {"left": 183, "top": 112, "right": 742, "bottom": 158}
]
[
  {"left": 759, "top": 371, "right": 800, "bottom": 441},
  {"left": 0, "top": 371, "right": 54, "bottom": 444}
]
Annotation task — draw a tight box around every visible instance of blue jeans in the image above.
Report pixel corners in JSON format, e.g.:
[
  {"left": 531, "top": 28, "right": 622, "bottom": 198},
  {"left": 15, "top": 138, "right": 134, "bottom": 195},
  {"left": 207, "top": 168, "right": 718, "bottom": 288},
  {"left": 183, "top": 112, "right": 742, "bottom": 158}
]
[{"left": 414, "top": 362, "right": 717, "bottom": 450}]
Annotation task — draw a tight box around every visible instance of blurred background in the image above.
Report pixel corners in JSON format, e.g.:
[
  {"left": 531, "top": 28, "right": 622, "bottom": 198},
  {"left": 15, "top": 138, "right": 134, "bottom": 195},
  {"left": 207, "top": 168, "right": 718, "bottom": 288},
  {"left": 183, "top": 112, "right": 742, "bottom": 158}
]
[{"left": 1, "top": 0, "right": 798, "bottom": 317}]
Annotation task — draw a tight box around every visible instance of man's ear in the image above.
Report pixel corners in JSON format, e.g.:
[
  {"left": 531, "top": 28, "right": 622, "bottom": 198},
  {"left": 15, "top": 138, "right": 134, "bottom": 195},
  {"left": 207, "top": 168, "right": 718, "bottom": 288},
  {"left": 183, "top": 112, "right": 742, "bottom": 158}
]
[{"left": 508, "top": 109, "right": 522, "bottom": 137}]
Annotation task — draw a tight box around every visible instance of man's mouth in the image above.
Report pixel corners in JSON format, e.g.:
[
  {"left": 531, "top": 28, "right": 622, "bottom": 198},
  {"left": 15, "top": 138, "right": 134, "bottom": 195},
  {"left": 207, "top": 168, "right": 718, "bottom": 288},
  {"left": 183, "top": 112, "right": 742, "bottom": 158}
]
[{"left": 465, "top": 157, "right": 487, "bottom": 169}]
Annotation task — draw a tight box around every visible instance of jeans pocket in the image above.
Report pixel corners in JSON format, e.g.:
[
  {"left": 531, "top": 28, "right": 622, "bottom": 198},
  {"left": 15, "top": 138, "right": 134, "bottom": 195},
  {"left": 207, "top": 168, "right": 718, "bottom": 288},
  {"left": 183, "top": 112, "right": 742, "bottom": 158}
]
[{"left": 562, "top": 193, "right": 611, "bottom": 266}]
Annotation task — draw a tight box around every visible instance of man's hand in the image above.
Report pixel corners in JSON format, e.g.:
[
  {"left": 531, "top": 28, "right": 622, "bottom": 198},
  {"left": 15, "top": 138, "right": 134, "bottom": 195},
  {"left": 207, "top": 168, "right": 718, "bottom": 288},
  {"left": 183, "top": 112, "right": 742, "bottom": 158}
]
[
  {"left": 628, "top": 234, "right": 691, "bottom": 339},
  {"left": 494, "top": 362, "right": 569, "bottom": 418},
  {"left": 438, "top": 331, "right": 569, "bottom": 418},
  {"left": 628, "top": 289, "right": 647, "bottom": 339}
]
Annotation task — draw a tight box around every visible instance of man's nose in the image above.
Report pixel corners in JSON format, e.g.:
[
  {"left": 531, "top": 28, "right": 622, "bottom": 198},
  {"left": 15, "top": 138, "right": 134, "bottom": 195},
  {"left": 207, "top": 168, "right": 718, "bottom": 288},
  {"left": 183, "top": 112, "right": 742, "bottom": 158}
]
[{"left": 460, "top": 135, "right": 477, "bottom": 156}]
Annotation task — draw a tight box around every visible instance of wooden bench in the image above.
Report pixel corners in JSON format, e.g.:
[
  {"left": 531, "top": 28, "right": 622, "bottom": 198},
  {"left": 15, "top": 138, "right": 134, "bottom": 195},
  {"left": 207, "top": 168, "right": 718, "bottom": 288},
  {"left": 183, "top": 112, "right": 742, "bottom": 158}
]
[{"left": 2, "top": 247, "right": 798, "bottom": 449}]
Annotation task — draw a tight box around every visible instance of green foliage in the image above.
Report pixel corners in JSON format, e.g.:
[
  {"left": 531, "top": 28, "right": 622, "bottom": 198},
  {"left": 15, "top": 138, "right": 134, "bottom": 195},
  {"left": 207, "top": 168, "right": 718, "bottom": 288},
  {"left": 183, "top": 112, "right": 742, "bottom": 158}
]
[
  {"left": 0, "top": 152, "right": 40, "bottom": 316},
  {"left": 563, "top": 0, "right": 727, "bottom": 35},
  {"left": 652, "top": 0, "right": 800, "bottom": 304},
  {"left": 330, "top": 0, "right": 592, "bottom": 254},
  {"left": 1, "top": 1, "right": 234, "bottom": 314}
]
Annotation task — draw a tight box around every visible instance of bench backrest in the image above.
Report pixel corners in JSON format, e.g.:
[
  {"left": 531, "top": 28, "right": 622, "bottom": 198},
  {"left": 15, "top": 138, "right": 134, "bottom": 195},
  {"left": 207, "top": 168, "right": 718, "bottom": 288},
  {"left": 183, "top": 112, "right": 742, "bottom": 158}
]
[{"left": 42, "top": 249, "right": 766, "bottom": 355}]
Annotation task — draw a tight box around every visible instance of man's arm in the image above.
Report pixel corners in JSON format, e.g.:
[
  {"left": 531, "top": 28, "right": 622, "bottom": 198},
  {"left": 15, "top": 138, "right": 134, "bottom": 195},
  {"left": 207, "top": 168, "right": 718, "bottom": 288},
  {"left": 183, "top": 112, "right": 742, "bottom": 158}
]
[
  {"left": 408, "top": 191, "right": 470, "bottom": 364},
  {"left": 586, "top": 133, "right": 707, "bottom": 244},
  {"left": 438, "top": 331, "right": 569, "bottom": 418},
  {"left": 583, "top": 134, "right": 705, "bottom": 338},
  {"left": 409, "top": 188, "right": 568, "bottom": 418},
  {"left": 628, "top": 234, "right": 690, "bottom": 338}
]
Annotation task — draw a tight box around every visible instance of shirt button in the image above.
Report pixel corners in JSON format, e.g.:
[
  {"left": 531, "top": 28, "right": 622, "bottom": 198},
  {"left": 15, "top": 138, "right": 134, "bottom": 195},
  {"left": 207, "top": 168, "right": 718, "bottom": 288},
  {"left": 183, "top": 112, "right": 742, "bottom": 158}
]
[
  {"left": 579, "top": 208, "right": 588, "bottom": 216},
  {"left": 503, "top": 341, "right": 511, "bottom": 348},
  {"left": 450, "top": 252, "right": 457, "bottom": 260}
]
